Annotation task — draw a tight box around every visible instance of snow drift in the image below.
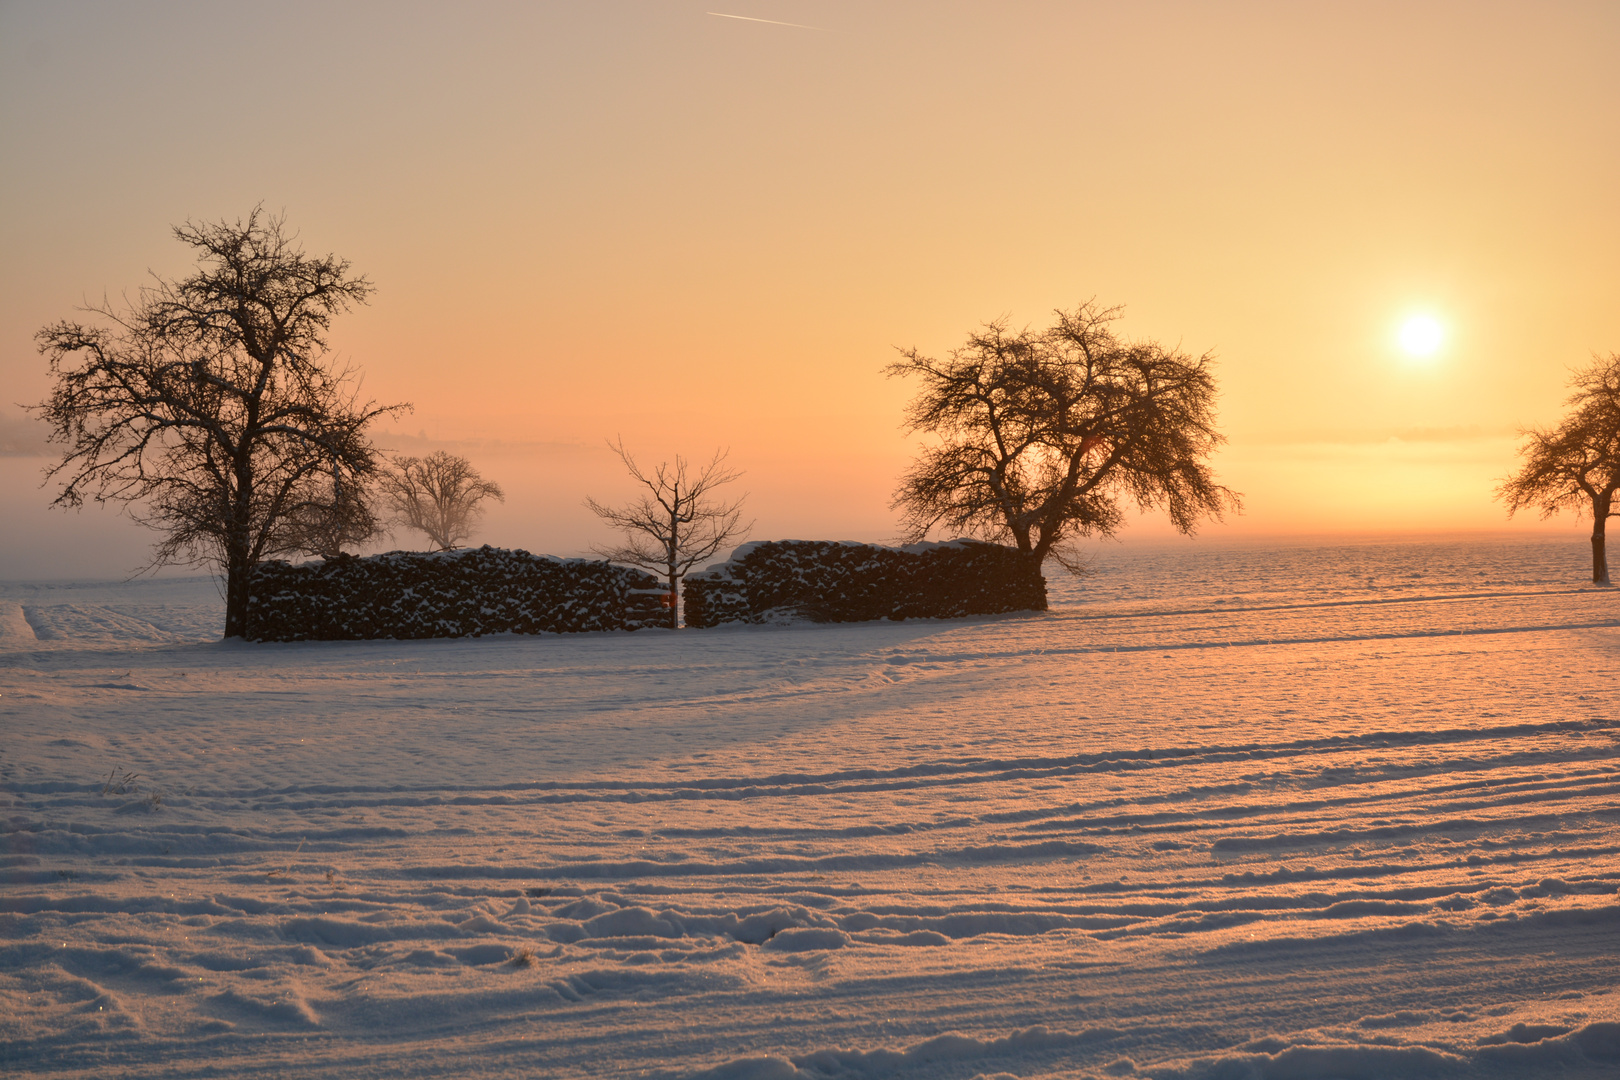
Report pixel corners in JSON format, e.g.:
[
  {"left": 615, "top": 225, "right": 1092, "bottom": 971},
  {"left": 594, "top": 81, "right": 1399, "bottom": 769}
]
[{"left": 3, "top": 536, "right": 1617, "bottom": 1079}]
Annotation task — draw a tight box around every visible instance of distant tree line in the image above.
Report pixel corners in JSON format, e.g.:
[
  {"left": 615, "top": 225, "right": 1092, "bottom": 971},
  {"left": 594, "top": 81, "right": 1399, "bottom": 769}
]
[
  {"left": 28, "top": 209, "right": 754, "bottom": 637},
  {"left": 17, "top": 211, "right": 1248, "bottom": 636},
  {"left": 42, "top": 207, "right": 1606, "bottom": 639}
]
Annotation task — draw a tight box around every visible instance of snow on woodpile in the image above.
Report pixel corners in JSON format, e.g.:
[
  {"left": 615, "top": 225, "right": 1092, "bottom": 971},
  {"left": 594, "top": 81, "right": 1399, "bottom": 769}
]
[
  {"left": 246, "top": 546, "right": 668, "bottom": 640},
  {"left": 682, "top": 539, "right": 1047, "bottom": 627}
]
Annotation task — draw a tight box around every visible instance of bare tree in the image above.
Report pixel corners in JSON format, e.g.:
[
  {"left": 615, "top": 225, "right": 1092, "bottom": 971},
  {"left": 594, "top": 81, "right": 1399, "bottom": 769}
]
[
  {"left": 1499, "top": 352, "right": 1620, "bottom": 584},
  {"left": 585, "top": 440, "right": 751, "bottom": 627},
  {"left": 280, "top": 463, "right": 382, "bottom": 559},
  {"left": 32, "top": 208, "right": 406, "bottom": 637},
  {"left": 888, "top": 301, "right": 1239, "bottom": 573},
  {"left": 379, "top": 451, "right": 505, "bottom": 551}
]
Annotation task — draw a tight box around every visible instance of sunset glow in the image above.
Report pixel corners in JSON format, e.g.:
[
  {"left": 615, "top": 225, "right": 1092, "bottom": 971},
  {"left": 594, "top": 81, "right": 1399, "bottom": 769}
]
[
  {"left": 3, "top": 5, "right": 1618, "bottom": 1075},
  {"left": 1, "top": 2, "right": 1615, "bottom": 574},
  {"left": 1397, "top": 314, "right": 1445, "bottom": 357}
]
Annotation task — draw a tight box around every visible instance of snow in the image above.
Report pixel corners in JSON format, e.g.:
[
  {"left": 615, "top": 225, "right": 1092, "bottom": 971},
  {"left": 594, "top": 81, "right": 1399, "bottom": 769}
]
[{"left": 2, "top": 535, "right": 1617, "bottom": 1078}]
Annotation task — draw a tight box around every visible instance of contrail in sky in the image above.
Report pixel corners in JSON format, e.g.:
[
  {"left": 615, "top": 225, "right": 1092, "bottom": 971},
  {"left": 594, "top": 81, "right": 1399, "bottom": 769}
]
[{"left": 707, "top": 12, "right": 839, "bottom": 32}]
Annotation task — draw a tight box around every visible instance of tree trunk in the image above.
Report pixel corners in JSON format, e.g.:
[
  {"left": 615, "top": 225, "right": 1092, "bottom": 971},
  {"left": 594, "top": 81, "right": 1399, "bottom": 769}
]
[
  {"left": 223, "top": 450, "right": 256, "bottom": 638},
  {"left": 222, "top": 502, "right": 253, "bottom": 637},
  {"left": 1594, "top": 495, "right": 1611, "bottom": 586},
  {"left": 1026, "top": 549, "right": 1050, "bottom": 609},
  {"left": 224, "top": 558, "right": 250, "bottom": 638},
  {"left": 668, "top": 508, "right": 682, "bottom": 629}
]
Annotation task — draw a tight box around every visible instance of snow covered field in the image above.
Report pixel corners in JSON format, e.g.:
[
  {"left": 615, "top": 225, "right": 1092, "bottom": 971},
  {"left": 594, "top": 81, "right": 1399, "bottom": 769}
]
[{"left": 2, "top": 536, "right": 1618, "bottom": 1078}]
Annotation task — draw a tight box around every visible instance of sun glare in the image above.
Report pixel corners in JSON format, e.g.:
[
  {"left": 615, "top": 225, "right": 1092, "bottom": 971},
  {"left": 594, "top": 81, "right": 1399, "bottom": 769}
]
[{"left": 1397, "top": 314, "right": 1445, "bottom": 357}]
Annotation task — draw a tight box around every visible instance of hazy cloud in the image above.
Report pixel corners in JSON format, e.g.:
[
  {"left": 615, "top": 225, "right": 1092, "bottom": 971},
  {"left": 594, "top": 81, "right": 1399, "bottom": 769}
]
[
  {"left": 0, "top": 409, "right": 51, "bottom": 457},
  {"left": 370, "top": 429, "right": 607, "bottom": 460},
  {"left": 1243, "top": 424, "right": 1519, "bottom": 447}
]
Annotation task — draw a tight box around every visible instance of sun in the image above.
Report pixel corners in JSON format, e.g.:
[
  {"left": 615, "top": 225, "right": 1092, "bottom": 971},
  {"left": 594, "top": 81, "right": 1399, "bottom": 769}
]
[{"left": 1397, "top": 314, "right": 1445, "bottom": 357}]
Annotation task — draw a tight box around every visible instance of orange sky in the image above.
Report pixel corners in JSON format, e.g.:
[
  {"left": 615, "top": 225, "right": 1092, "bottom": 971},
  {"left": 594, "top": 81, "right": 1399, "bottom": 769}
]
[{"left": 3, "top": 2, "right": 1617, "bottom": 577}]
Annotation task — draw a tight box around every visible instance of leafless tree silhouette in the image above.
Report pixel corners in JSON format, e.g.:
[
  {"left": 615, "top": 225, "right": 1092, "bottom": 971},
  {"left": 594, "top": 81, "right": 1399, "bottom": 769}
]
[
  {"left": 281, "top": 465, "right": 382, "bottom": 560},
  {"left": 586, "top": 440, "right": 751, "bottom": 627},
  {"left": 32, "top": 208, "right": 406, "bottom": 637},
  {"left": 379, "top": 451, "right": 505, "bottom": 551},
  {"left": 1499, "top": 352, "right": 1620, "bottom": 584},
  {"left": 888, "top": 301, "right": 1239, "bottom": 573}
]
